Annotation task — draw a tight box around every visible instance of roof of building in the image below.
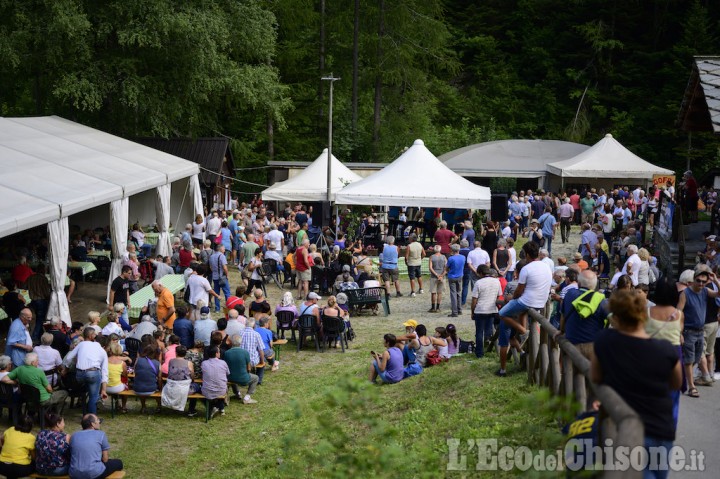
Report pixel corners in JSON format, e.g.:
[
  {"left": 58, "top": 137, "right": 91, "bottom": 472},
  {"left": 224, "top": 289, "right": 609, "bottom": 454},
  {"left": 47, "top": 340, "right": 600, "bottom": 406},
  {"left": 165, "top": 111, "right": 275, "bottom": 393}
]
[
  {"left": 136, "top": 137, "right": 234, "bottom": 186},
  {"left": 438, "top": 139, "right": 589, "bottom": 178},
  {"left": 677, "top": 56, "right": 720, "bottom": 133}
]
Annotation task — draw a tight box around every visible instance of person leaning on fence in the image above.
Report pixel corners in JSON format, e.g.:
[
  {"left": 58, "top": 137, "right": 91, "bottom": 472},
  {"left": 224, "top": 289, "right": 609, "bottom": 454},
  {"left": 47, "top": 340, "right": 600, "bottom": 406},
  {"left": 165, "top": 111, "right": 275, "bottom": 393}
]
[
  {"left": 557, "top": 270, "right": 608, "bottom": 362},
  {"left": 495, "top": 241, "right": 552, "bottom": 377},
  {"left": 591, "top": 289, "right": 681, "bottom": 479}
]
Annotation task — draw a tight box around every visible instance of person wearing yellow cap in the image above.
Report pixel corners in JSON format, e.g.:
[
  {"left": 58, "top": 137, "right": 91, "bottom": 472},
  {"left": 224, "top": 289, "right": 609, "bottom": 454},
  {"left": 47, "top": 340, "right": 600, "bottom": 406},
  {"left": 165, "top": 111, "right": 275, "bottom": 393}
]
[{"left": 396, "top": 320, "right": 423, "bottom": 378}]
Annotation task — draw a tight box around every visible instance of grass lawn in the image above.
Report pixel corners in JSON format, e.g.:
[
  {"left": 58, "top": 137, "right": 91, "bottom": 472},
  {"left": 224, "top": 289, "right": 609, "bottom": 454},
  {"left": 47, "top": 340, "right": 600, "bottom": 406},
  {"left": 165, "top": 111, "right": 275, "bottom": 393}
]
[{"left": 81, "top": 289, "right": 563, "bottom": 477}]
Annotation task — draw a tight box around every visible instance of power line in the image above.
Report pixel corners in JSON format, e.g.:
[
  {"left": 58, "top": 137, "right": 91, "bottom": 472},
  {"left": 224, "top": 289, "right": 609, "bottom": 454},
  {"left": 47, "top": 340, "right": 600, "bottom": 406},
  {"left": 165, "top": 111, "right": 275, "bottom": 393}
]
[{"left": 197, "top": 166, "right": 269, "bottom": 187}]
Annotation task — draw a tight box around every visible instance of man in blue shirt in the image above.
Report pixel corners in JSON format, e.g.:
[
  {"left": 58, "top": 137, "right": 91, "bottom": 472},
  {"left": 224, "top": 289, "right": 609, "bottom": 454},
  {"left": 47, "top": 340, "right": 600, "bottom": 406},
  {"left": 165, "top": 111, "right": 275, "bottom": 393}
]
[
  {"left": 70, "top": 414, "right": 123, "bottom": 479},
  {"left": 209, "top": 245, "right": 231, "bottom": 312},
  {"left": 5, "top": 308, "right": 33, "bottom": 367},
  {"left": 537, "top": 206, "right": 557, "bottom": 257},
  {"left": 445, "top": 244, "right": 465, "bottom": 317},
  {"left": 558, "top": 270, "right": 608, "bottom": 361},
  {"left": 172, "top": 306, "right": 194, "bottom": 349}
]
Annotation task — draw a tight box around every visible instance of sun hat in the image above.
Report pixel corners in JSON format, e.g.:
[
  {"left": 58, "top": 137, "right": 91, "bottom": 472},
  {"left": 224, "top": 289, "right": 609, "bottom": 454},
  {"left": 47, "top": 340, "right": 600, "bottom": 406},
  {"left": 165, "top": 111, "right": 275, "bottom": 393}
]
[{"left": 403, "top": 319, "right": 418, "bottom": 328}]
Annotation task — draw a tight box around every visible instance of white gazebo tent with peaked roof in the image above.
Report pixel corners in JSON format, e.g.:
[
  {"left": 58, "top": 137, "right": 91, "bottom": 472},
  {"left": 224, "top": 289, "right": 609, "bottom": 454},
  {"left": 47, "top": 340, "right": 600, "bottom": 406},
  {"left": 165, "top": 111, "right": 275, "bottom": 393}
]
[
  {"left": 546, "top": 134, "right": 675, "bottom": 188},
  {"left": 262, "top": 149, "right": 363, "bottom": 202},
  {"left": 336, "top": 139, "right": 491, "bottom": 209}
]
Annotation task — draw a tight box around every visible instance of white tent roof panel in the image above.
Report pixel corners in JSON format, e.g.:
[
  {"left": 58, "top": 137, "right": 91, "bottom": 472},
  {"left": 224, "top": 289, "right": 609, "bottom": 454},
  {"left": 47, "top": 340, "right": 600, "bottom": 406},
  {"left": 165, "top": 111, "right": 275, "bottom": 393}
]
[
  {"left": 0, "top": 116, "right": 200, "bottom": 240},
  {"left": 0, "top": 187, "right": 59, "bottom": 237},
  {"left": 262, "top": 149, "right": 363, "bottom": 202},
  {"left": 336, "top": 139, "right": 491, "bottom": 209},
  {"left": 546, "top": 134, "right": 675, "bottom": 179}
]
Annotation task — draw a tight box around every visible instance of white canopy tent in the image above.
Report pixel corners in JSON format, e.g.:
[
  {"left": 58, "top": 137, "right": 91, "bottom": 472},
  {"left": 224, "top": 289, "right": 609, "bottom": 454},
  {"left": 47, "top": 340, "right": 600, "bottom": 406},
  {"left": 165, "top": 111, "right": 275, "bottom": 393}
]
[
  {"left": 262, "top": 149, "right": 363, "bottom": 202},
  {"left": 0, "top": 116, "right": 202, "bottom": 325},
  {"left": 336, "top": 139, "right": 492, "bottom": 209},
  {"left": 546, "top": 134, "right": 675, "bottom": 179}
]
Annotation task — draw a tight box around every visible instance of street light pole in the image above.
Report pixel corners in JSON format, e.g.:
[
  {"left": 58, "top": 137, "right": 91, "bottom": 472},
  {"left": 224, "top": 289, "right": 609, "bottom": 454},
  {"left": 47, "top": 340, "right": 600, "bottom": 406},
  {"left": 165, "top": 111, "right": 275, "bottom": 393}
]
[{"left": 321, "top": 74, "right": 340, "bottom": 202}]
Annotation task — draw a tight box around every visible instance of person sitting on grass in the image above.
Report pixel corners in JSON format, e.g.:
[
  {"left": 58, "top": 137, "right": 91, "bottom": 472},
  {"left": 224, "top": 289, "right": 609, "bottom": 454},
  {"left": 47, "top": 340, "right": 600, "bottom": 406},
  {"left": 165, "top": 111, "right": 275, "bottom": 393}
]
[
  {"left": 0, "top": 415, "right": 35, "bottom": 479},
  {"left": 445, "top": 324, "right": 461, "bottom": 356},
  {"left": 414, "top": 324, "right": 447, "bottom": 367},
  {"left": 396, "top": 320, "right": 423, "bottom": 378},
  {"left": 433, "top": 327, "right": 451, "bottom": 360},
  {"left": 368, "top": 334, "right": 404, "bottom": 385},
  {"left": 69, "top": 414, "right": 123, "bottom": 479},
  {"left": 132, "top": 344, "right": 162, "bottom": 414},
  {"left": 225, "top": 335, "right": 259, "bottom": 405},
  {"left": 256, "top": 316, "right": 278, "bottom": 371},
  {"left": 34, "top": 412, "right": 71, "bottom": 477}
]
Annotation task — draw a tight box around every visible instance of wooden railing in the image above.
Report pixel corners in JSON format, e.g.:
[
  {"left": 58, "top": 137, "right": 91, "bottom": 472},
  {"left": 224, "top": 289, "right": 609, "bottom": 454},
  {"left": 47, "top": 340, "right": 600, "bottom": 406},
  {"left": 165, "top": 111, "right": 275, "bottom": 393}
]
[{"left": 526, "top": 309, "right": 644, "bottom": 479}]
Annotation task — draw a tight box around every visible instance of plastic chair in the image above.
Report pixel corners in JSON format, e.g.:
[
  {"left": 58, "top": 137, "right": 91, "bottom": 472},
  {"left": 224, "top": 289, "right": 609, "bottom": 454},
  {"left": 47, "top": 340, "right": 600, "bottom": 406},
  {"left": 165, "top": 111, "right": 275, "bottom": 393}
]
[
  {"left": 0, "top": 382, "right": 18, "bottom": 424},
  {"left": 297, "top": 314, "right": 320, "bottom": 352},
  {"left": 261, "top": 259, "right": 283, "bottom": 290},
  {"left": 19, "top": 383, "right": 49, "bottom": 428},
  {"left": 94, "top": 256, "right": 112, "bottom": 280},
  {"left": 320, "top": 315, "right": 347, "bottom": 352},
  {"left": 125, "top": 337, "right": 142, "bottom": 363},
  {"left": 275, "top": 310, "right": 296, "bottom": 342},
  {"left": 282, "top": 261, "right": 296, "bottom": 288}
]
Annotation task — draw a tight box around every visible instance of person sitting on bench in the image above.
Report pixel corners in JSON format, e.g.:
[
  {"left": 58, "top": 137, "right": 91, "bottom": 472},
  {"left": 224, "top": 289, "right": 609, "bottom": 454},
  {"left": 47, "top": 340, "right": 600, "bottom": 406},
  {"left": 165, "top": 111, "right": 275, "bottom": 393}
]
[{"left": 69, "top": 413, "right": 124, "bottom": 479}]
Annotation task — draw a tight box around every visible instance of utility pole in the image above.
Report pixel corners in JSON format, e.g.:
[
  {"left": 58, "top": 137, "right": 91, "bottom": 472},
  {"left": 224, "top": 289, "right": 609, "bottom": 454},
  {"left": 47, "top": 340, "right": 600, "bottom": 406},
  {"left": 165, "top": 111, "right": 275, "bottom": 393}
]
[{"left": 321, "top": 74, "right": 340, "bottom": 201}]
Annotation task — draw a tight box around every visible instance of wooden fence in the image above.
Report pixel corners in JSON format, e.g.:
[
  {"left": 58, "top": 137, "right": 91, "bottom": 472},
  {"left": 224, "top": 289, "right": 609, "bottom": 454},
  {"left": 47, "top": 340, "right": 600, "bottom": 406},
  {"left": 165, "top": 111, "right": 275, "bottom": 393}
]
[{"left": 526, "top": 309, "right": 644, "bottom": 478}]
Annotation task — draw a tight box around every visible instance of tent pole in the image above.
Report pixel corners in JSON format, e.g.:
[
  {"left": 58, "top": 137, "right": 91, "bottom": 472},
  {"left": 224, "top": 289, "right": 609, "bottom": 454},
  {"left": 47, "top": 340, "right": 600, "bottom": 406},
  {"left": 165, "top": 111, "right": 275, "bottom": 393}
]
[{"left": 322, "top": 74, "right": 340, "bottom": 202}]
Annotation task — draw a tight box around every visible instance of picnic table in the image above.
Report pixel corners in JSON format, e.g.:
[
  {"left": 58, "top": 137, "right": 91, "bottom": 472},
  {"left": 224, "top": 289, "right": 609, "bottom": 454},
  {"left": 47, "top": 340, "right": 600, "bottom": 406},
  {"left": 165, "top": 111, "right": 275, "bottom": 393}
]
[
  {"left": 67, "top": 261, "right": 97, "bottom": 278},
  {"left": 87, "top": 249, "right": 112, "bottom": 259},
  {"left": 128, "top": 274, "right": 185, "bottom": 318}
]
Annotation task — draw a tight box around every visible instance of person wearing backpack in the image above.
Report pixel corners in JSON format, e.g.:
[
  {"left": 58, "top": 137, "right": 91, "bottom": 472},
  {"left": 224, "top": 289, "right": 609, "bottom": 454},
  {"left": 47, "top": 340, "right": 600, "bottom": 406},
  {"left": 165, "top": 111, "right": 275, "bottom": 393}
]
[{"left": 557, "top": 269, "right": 608, "bottom": 362}]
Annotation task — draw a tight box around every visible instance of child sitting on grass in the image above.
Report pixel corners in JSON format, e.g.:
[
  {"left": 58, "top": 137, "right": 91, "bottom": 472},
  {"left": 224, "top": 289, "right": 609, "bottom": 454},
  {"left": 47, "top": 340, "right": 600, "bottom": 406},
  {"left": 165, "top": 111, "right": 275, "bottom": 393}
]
[
  {"left": 445, "top": 324, "right": 461, "bottom": 356},
  {"left": 434, "top": 326, "right": 451, "bottom": 360}
]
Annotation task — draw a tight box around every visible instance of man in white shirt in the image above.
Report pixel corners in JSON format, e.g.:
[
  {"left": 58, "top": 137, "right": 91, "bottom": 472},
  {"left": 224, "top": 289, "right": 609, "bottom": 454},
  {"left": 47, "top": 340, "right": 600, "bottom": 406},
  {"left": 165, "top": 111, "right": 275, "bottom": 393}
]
[
  {"left": 266, "top": 224, "right": 285, "bottom": 253},
  {"left": 496, "top": 241, "right": 552, "bottom": 377},
  {"left": 501, "top": 221, "right": 512, "bottom": 240},
  {"left": 539, "top": 249, "right": 554, "bottom": 273},
  {"left": 206, "top": 211, "right": 222, "bottom": 244},
  {"left": 62, "top": 328, "right": 108, "bottom": 415},
  {"left": 621, "top": 244, "right": 641, "bottom": 286},
  {"left": 470, "top": 265, "right": 502, "bottom": 358},
  {"left": 185, "top": 264, "right": 220, "bottom": 319},
  {"left": 466, "top": 241, "right": 490, "bottom": 279}
]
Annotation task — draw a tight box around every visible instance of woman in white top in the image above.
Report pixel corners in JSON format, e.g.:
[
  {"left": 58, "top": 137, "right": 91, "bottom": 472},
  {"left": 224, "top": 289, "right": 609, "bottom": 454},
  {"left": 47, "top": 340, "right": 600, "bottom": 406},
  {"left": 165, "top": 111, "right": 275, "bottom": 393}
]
[
  {"left": 505, "top": 237, "right": 517, "bottom": 282},
  {"left": 191, "top": 214, "right": 205, "bottom": 247},
  {"left": 434, "top": 326, "right": 450, "bottom": 360},
  {"left": 101, "top": 311, "right": 125, "bottom": 338},
  {"left": 637, "top": 248, "right": 655, "bottom": 286}
]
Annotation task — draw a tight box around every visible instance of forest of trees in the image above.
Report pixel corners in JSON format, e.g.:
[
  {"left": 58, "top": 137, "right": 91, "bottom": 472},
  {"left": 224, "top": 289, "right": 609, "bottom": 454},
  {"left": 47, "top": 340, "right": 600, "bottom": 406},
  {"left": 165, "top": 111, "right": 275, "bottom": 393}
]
[{"left": 1, "top": 0, "right": 719, "bottom": 192}]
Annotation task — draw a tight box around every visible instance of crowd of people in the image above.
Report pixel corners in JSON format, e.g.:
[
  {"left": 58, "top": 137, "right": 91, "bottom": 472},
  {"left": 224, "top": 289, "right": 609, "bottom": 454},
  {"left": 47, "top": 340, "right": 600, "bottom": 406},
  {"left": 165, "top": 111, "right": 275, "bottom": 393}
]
[{"left": 1, "top": 181, "right": 718, "bottom": 476}]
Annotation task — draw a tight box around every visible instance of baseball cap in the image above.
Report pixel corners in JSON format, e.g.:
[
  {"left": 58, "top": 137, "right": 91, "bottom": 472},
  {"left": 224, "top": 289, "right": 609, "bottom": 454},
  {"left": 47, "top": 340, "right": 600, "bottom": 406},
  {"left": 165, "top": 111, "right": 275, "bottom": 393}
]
[
  {"left": 531, "top": 219, "right": 539, "bottom": 224},
  {"left": 342, "top": 264, "right": 351, "bottom": 272},
  {"left": 694, "top": 264, "right": 712, "bottom": 278},
  {"left": 707, "top": 235, "right": 717, "bottom": 242},
  {"left": 403, "top": 319, "right": 418, "bottom": 328},
  {"left": 307, "top": 292, "right": 321, "bottom": 300},
  {"left": 200, "top": 306, "right": 210, "bottom": 315}
]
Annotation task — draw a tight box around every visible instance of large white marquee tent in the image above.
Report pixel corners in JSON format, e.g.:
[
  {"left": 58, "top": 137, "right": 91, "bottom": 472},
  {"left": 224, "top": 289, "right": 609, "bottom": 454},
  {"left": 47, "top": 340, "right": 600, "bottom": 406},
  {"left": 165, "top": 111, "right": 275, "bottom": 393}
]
[
  {"left": 0, "top": 116, "right": 203, "bottom": 326},
  {"left": 336, "top": 139, "right": 492, "bottom": 209},
  {"left": 261, "top": 149, "right": 363, "bottom": 202}
]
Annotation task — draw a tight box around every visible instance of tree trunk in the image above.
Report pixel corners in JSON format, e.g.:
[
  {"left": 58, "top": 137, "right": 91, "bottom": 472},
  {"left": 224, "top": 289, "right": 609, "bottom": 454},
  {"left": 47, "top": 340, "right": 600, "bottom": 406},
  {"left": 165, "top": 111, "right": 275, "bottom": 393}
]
[
  {"left": 373, "top": 0, "right": 385, "bottom": 157},
  {"left": 267, "top": 113, "right": 275, "bottom": 160},
  {"left": 351, "top": 0, "right": 360, "bottom": 161}
]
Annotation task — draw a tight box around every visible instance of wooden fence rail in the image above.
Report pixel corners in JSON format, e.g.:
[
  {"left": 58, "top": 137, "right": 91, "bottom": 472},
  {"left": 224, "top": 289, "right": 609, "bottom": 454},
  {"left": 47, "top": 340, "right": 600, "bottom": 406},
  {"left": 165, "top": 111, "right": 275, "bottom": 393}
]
[{"left": 526, "top": 309, "right": 644, "bottom": 478}]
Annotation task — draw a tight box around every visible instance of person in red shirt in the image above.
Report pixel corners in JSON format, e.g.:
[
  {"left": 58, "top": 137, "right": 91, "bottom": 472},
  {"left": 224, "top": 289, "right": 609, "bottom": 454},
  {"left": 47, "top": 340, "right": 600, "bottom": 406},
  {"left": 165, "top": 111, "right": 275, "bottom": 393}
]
[
  {"left": 294, "top": 238, "right": 312, "bottom": 300},
  {"left": 433, "top": 221, "right": 456, "bottom": 256},
  {"left": 568, "top": 189, "right": 581, "bottom": 225},
  {"left": 683, "top": 170, "right": 699, "bottom": 223},
  {"left": 11, "top": 257, "right": 34, "bottom": 288}
]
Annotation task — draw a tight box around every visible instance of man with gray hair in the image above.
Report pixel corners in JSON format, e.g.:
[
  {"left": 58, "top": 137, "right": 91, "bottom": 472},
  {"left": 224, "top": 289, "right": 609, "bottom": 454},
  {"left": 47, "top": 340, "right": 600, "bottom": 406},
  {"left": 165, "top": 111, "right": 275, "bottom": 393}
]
[
  {"left": 224, "top": 334, "right": 259, "bottom": 404},
  {"left": 445, "top": 243, "right": 465, "bottom": 317},
  {"left": 34, "top": 332, "right": 62, "bottom": 386},
  {"left": 404, "top": 233, "right": 425, "bottom": 297},
  {"left": 621, "top": 244, "right": 641, "bottom": 286},
  {"left": 539, "top": 248, "right": 554, "bottom": 273},
  {"left": 558, "top": 270, "right": 608, "bottom": 361},
  {"left": 240, "top": 317, "right": 266, "bottom": 385},
  {"left": 2, "top": 351, "right": 68, "bottom": 412},
  {"left": 225, "top": 308, "right": 246, "bottom": 338},
  {"left": 379, "top": 235, "right": 402, "bottom": 298},
  {"left": 129, "top": 314, "right": 158, "bottom": 341}
]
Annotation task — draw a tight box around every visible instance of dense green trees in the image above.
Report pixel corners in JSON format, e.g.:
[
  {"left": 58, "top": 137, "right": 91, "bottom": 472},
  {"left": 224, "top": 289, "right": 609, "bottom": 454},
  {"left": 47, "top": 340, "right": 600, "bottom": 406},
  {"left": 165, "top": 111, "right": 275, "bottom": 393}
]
[{"left": 1, "top": 1, "right": 719, "bottom": 183}]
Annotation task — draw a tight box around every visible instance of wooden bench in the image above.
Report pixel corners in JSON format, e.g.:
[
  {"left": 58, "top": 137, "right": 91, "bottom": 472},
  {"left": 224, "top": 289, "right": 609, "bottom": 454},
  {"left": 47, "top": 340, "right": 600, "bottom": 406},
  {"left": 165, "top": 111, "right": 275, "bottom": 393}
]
[
  {"left": 345, "top": 287, "right": 390, "bottom": 316},
  {"left": 31, "top": 472, "right": 125, "bottom": 479},
  {"left": 271, "top": 339, "right": 288, "bottom": 361},
  {"left": 109, "top": 390, "right": 224, "bottom": 423}
]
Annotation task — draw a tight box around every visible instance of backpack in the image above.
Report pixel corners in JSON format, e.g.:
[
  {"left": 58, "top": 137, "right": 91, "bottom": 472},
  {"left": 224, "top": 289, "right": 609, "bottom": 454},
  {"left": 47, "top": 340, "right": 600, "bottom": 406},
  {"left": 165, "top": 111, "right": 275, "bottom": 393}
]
[
  {"left": 459, "top": 340, "right": 475, "bottom": 354},
  {"left": 425, "top": 349, "right": 442, "bottom": 366}
]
